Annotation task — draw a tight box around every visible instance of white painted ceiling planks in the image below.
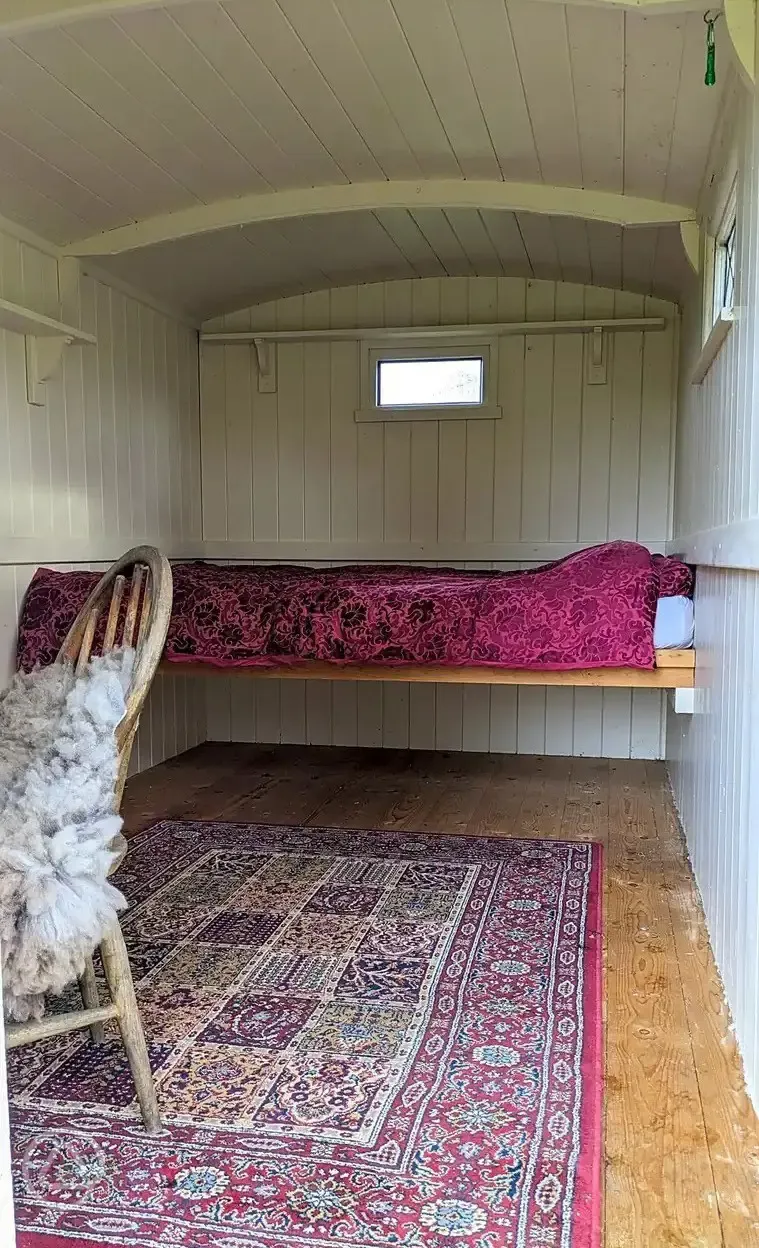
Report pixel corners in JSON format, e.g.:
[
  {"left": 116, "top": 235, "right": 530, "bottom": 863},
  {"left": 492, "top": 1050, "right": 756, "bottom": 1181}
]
[{"left": 0, "top": 0, "right": 726, "bottom": 318}]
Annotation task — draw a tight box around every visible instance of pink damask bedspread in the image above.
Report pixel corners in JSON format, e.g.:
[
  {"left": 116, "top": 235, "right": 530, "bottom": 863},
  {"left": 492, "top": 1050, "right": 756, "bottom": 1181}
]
[
  {"left": 17, "top": 539, "right": 694, "bottom": 668},
  {"left": 16, "top": 542, "right": 692, "bottom": 674}
]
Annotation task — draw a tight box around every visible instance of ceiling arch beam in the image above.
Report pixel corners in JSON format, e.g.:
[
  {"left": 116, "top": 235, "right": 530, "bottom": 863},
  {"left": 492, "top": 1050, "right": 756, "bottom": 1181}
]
[
  {"left": 680, "top": 220, "right": 701, "bottom": 274},
  {"left": 724, "top": 0, "right": 756, "bottom": 84},
  {"left": 66, "top": 180, "right": 696, "bottom": 258}
]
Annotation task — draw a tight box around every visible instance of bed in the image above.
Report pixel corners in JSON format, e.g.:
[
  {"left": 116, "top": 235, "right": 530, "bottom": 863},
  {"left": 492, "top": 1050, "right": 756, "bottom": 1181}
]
[{"left": 16, "top": 541, "right": 695, "bottom": 690}]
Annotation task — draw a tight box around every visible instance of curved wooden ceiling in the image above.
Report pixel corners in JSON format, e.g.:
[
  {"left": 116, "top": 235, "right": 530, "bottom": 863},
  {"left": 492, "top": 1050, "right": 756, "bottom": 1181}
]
[
  {"left": 90, "top": 209, "right": 691, "bottom": 322},
  {"left": 0, "top": 0, "right": 725, "bottom": 315}
]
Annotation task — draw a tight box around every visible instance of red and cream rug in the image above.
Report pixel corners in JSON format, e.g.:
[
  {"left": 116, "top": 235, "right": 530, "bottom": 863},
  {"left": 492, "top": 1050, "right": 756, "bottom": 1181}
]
[{"left": 10, "top": 821, "right": 603, "bottom": 1248}]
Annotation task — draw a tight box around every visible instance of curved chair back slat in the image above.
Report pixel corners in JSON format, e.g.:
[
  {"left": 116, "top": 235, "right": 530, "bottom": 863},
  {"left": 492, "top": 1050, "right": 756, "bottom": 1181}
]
[{"left": 57, "top": 545, "right": 173, "bottom": 803}]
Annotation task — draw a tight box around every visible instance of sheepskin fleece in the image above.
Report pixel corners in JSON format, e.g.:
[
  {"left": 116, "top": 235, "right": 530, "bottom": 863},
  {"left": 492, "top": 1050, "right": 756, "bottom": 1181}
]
[{"left": 0, "top": 651, "right": 134, "bottom": 1022}]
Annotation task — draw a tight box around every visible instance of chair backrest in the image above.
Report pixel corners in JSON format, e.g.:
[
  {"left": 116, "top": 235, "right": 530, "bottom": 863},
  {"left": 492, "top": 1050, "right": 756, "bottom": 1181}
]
[{"left": 57, "top": 546, "right": 173, "bottom": 805}]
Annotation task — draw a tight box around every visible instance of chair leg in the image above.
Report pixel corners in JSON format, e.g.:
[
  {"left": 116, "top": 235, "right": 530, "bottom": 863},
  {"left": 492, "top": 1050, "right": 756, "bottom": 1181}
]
[
  {"left": 99, "top": 922, "right": 162, "bottom": 1134},
  {"left": 78, "top": 957, "right": 105, "bottom": 1044}
]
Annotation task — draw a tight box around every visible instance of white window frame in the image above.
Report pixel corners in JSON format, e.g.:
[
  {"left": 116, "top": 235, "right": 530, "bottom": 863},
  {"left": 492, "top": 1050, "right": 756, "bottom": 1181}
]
[
  {"left": 711, "top": 190, "right": 737, "bottom": 325},
  {"left": 355, "top": 337, "right": 502, "bottom": 422},
  {"left": 703, "top": 172, "right": 738, "bottom": 344}
]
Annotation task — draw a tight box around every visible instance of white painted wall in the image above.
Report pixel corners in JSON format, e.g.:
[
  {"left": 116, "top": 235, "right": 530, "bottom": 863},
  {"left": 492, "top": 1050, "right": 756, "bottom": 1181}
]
[
  {"left": 667, "top": 78, "right": 759, "bottom": 1105},
  {"left": 0, "top": 225, "right": 206, "bottom": 772},
  {"left": 200, "top": 275, "right": 678, "bottom": 759}
]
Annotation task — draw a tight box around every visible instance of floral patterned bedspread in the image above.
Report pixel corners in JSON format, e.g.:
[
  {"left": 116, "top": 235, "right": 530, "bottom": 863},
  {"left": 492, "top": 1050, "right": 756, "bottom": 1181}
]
[{"left": 16, "top": 541, "right": 693, "bottom": 674}]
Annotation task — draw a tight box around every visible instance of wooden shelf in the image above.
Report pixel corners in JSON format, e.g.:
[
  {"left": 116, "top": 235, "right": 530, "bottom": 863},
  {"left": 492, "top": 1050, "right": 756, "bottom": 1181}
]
[
  {"left": 202, "top": 316, "right": 666, "bottom": 344},
  {"left": 0, "top": 296, "right": 96, "bottom": 344},
  {"left": 0, "top": 297, "right": 97, "bottom": 405},
  {"left": 162, "top": 649, "right": 695, "bottom": 690}
]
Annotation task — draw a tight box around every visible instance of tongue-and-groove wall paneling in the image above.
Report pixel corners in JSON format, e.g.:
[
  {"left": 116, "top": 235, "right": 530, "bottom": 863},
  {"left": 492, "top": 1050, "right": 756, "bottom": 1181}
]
[
  {"left": 0, "top": 223, "right": 206, "bottom": 773},
  {"left": 200, "top": 275, "right": 677, "bottom": 759}
]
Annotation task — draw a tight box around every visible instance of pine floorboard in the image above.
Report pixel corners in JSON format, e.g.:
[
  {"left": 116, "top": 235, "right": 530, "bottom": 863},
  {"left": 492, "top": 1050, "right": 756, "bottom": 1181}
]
[{"left": 121, "top": 744, "right": 759, "bottom": 1247}]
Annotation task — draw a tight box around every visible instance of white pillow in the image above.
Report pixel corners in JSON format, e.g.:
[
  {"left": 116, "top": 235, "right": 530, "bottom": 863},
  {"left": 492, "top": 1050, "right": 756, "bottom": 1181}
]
[{"left": 654, "top": 596, "right": 695, "bottom": 649}]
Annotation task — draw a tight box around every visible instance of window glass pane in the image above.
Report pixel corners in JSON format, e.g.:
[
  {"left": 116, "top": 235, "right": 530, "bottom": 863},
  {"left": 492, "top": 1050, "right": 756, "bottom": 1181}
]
[
  {"left": 377, "top": 357, "right": 483, "bottom": 407},
  {"left": 722, "top": 218, "right": 736, "bottom": 309},
  {"left": 713, "top": 215, "right": 737, "bottom": 323}
]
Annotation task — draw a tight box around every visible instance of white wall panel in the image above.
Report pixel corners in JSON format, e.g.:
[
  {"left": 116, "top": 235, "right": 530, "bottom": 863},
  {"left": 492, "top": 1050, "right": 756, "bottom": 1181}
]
[
  {"left": 0, "top": 224, "right": 206, "bottom": 772},
  {"left": 201, "top": 275, "right": 677, "bottom": 759},
  {"left": 668, "top": 84, "right": 759, "bottom": 1107},
  {"left": 668, "top": 569, "right": 759, "bottom": 1105},
  {"left": 675, "top": 98, "right": 759, "bottom": 538}
]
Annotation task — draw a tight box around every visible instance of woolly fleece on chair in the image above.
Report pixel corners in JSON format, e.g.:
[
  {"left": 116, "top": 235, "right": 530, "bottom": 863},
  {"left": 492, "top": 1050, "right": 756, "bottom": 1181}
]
[{"left": 0, "top": 651, "right": 133, "bottom": 1021}]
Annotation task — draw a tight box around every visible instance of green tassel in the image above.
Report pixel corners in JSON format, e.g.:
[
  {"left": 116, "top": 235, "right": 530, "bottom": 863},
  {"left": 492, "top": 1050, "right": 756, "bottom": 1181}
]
[{"left": 705, "top": 19, "right": 716, "bottom": 86}]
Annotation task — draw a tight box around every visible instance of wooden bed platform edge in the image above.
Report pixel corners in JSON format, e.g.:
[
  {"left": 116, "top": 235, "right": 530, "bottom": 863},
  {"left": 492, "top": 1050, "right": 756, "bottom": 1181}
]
[{"left": 160, "top": 649, "right": 696, "bottom": 689}]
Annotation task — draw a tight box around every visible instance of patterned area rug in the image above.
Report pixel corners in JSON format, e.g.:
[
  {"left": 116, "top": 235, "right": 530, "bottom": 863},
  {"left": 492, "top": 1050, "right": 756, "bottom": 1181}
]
[{"left": 10, "top": 821, "right": 603, "bottom": 1248}]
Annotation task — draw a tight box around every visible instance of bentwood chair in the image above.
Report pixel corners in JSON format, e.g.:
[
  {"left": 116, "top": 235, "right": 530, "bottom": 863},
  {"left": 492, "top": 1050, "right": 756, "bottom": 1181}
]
[{"left": 5, "top": 546, "right": 173, "bottom": 1133}]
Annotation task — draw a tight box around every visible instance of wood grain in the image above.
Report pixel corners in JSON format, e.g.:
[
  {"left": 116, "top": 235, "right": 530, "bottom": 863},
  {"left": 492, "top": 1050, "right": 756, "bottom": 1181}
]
[
  {"left": 6, "top": 1005, "right": 118, "bottom": 1048},
  {"left": 120, "top": 744, "right": 759, "bottom": 1246},
  {"left": 604, "top": 760, "right": 723, "bottom": 1246},
  {"left": 164, "top": 650, "right": 695, "bottom": 689},
  {"left": 645, "top": 763, "right": 759, "bottom": 1244}
]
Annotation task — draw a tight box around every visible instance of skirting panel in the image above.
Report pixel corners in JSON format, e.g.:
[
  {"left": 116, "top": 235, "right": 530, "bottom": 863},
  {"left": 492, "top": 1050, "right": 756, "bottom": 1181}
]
[{"left": 205, "top": 675, "right": 666, "bottom": 759}]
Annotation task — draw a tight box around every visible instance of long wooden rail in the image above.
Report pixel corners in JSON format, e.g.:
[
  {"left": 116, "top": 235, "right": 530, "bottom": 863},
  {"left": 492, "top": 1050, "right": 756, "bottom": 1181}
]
[{"left": 161, "top": 649, "right": 695, "bottom": 690}]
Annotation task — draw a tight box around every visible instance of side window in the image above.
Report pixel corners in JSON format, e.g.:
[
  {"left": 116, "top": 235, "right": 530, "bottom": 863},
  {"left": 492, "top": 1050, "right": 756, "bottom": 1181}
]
[
  {"left": 693, "top": 176, "right": 738, "bottom": 381},
  {"left": 707, "top": 175, "right": 737, "bottom": 339},
  {"left": 712, "top": 210, "right": 736, "bottom": 324}
]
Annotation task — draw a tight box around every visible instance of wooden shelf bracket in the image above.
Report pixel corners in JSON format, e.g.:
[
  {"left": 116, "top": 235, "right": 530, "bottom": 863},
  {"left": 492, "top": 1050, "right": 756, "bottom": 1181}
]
[
  {"left": 0, "top": 295, "right": 97, "bottom": 406},
  {"left": 253, "top": 336, "right": 277, "bottom": 393},
  {"left": 25, "top": 334, "right": 72, "bottom": 406}
]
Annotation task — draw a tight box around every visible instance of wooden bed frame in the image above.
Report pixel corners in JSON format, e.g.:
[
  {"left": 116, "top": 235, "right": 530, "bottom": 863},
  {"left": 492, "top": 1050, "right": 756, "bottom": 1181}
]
[{"left": 162, "top": 649, "right": 695, "bottom": 689}]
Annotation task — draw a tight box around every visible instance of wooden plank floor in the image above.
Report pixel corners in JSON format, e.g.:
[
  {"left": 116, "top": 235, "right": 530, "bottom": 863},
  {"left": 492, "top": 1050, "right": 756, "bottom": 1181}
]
[{"left": 122, "top": 744, "right": 759, "bottom": 1248}]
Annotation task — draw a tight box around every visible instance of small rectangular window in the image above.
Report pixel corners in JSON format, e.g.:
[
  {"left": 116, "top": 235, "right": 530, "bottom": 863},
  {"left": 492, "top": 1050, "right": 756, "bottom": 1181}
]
[
  {"left": 719, "top": 214, "right": 734, "bottom": 314},
  {"left": 708, "top": 179, "right": 737, "bottom": 335},
  {"left": 376, "top": 356, "right": 484, "bottom": 408},
  {"left": 357, "top": 338, "right": 501, "bottom": 422}
]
